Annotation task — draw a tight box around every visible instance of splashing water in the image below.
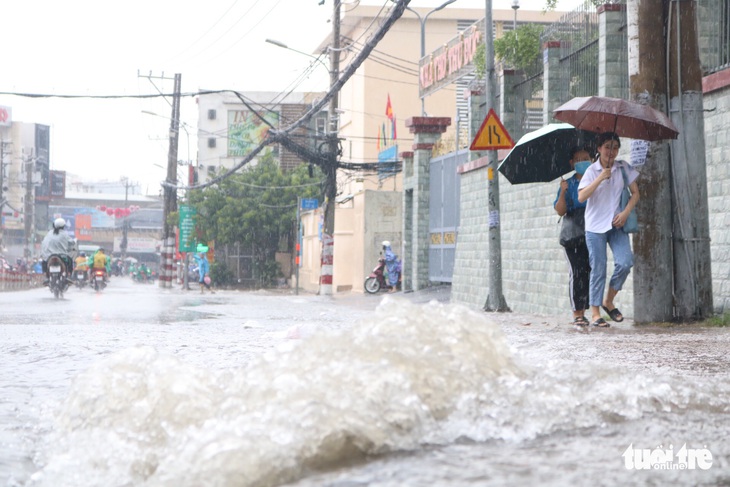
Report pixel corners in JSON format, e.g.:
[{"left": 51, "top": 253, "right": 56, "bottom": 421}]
[{"left": 29, "top": 298, "right": 730, "bottom": 486}]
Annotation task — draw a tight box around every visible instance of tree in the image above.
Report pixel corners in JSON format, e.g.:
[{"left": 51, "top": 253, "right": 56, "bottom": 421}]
[
  {"left": 189, "top": 155, "right": 323, "bottom": 287},
  {"left": 493, "top": 24, "right": 545, "bottom": 77}
]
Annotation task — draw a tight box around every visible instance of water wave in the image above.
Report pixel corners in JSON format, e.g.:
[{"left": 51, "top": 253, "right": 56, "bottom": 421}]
[{"left": 30, "top": 298, "right": 730, "bottom": 487}]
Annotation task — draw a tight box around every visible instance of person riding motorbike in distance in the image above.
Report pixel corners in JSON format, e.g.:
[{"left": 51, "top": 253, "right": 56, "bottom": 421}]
[
  {"left": 40, "top": 218, "right": 75, "bottom": 285},
  {"left": 74, "top": 252, "right": 89, "bottom": 280},
  {"left": 91, "top": 247, "right": 110, "bottom": 282}
]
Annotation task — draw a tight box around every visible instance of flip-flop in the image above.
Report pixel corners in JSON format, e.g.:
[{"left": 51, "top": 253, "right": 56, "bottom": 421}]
[
  {"left": 591, "top": 317, "right": 610, "bottom": 328},
  {"left": 602, "top": 306, "right": 624, "bottom": 322}
]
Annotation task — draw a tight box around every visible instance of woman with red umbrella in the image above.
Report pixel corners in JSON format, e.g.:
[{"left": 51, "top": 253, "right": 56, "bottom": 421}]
[{"left": 578, "top": 132, "right": 640, "bottom": 328}]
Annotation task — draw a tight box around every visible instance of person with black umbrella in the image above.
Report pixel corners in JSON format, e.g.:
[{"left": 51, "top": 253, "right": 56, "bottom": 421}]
[{"left": 554, "top": 147, "right": 593, "bottom": 329}]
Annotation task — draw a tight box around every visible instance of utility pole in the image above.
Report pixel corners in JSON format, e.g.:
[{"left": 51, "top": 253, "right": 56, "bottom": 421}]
[
  {"left": 140, "top": 72, "right": 182, "bottom": 289},
  {"left": 120, "top": 177, "right": 131, "bottom": 261},
  {"left": 319, "top": 0, "right": 341, "bottom": 295},
  {"left": 483, "top": 0, "right": 509, "bottom": 311},
  {"left": 628, "top": 0, "right": 673, "bottom": 323},
  {"left": 629, "top": 1, "right": 712, "bottom": 322},
  {"left": 162, "top": 73, "right": 182, "bottom": 289},
  {"left": 667, "top": 0, "right": 713, "bottom": 320}
]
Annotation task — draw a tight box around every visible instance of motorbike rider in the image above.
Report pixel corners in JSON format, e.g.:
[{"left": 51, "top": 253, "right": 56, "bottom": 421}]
[
  {"left": 90, "top": 247, "right": 110, "bottom": 282},
  {"left": 382, "top": 241, "right": 401, "bottom": 293},
  {"left": 40, "top": 218, "right": 75, "bottom": 285},
  {"left": 74, "top": 252, "right": 89, "bottom": 281}
]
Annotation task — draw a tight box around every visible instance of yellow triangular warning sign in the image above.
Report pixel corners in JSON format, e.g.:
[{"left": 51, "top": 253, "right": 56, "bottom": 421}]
[{"left": 470, "top": 108, "right": 515, "bottom": 150}]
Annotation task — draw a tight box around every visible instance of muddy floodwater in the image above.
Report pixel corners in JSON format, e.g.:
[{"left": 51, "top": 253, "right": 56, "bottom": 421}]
[{"left": 1, "top": 281, "right": 728, "bottom": 486}]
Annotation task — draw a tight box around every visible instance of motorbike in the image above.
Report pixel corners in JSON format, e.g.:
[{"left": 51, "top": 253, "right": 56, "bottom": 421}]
[
  {"left": 47, "top": 254, "right": 71, "bottom": 299},
  {"left": 90, "top": 268, "right": 107, "bottom": 292},
  {"left": 364, "top": 256, "right": 402, "bottom": 294},
  {"left": 132, "top": 267, "right": 152, "bottom": 283},
  {"left": 74, "top": 269, "right": 88, "bottom": 289}
]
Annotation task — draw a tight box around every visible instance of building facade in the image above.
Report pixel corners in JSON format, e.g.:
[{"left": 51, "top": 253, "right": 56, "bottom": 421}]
[
  {"left": 0, "top": 113, "right": 53, "bottom": 259},
  {"left": 196, "top": 90, "right": 328, "bottom": 183},
  {"left": 297, "top": 5, "right": 563, "bottom": 293}
]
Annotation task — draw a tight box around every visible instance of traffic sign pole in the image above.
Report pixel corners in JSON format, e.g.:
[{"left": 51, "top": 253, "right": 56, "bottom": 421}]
[
  {"left": 296, "top": 197, "right": 300, "bottom": 295},
  {"left": 482, "top": 0, "right": 510, "bottom": 312}
]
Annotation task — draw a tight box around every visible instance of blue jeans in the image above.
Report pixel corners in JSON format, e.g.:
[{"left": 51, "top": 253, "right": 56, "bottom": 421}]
[{"left": 585, "top": 229, "right": 633, "bottom": 307}]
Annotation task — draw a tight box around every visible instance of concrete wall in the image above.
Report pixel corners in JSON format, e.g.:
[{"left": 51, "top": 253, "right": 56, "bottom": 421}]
[
  {"left": 451, "top": 164, "right": 491, "bottom": 308},
  {"left": 703, "top": 77, "right": 730, "bottom": 314},
  {"left": 295, "top": 189, "right": 401, "bottom": 294}
]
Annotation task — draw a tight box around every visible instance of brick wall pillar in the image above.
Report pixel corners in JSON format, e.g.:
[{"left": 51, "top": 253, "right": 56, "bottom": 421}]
[
  {"left": 500, "top": 69, "right": 523, "bottom": 142},
  {"left": 403, "top": 117, "right": 451, "bottom": 291},
  {"left": 400, "top": 151, "right": 414, "bottom": 291},
  {"left": 598, "top": 4, "right": 627, "bottom": 98},
  {"left": 543, "top": 40, "right": 570, "bottom": 124}
]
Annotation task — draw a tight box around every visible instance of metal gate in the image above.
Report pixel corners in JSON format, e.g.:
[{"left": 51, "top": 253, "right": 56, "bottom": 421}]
[{"left": 429, "top": 149, "right": 467, "bottom": 283}]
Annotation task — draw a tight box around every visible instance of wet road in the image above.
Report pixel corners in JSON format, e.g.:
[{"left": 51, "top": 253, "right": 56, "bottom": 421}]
[{"left": 1, "top": 280, "right": 728, "bottom": 486}]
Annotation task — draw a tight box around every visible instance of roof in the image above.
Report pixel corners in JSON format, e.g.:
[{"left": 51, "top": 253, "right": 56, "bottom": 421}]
[{"left": 63, "top": 192, "right": 160, "bottom": 203}]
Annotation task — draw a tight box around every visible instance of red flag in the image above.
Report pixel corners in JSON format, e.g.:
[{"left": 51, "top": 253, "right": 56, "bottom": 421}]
[
  {"left": 385, "top": 94, "right": 394, "bottom": 120},
  {"left": 392, "top": 115, "right": 397, "bottom": 141}
]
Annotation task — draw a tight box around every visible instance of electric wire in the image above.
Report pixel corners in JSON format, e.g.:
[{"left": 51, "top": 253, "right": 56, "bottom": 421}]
[
  {"left": 183, "top": 0, "right": 266, "bottom": 63},
  {"left": 164, "top": 0, "right": 241, "bottom": 64}
]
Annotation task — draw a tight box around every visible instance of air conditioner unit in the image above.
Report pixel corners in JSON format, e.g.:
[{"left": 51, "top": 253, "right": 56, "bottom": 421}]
[{"left": 207, "top": 165, "right": 216, "bottom": 173}]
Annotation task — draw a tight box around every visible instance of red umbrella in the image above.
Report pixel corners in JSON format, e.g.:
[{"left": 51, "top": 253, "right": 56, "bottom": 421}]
[{"left": 553, "top": 96, "right": 679, "bottom": 141}]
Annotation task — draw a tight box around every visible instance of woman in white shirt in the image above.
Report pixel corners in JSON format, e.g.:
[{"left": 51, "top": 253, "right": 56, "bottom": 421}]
[{"left": 577, "top": 132, "right": 640, "bottom": 328}]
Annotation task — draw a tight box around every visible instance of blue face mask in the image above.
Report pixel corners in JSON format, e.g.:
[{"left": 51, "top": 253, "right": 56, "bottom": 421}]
[{"left": 574, "top": 161, "right": 592, "bottom": 175}]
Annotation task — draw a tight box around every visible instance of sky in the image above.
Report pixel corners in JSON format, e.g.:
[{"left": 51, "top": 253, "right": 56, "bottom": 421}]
[{"left": 1, "top": 0, "right": 583, "bottom": 195}]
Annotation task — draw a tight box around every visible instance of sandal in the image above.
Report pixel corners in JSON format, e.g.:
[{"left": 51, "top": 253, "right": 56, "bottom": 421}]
[
  {"left": 573, "top": 316, "right": 589, "bottom": 326},
  {"left": 591, "top": 318, "right": 610, "bottom": 328},
  {"left": 602, "top": 305, "right": 624, "bottom": 322},
  {"left": 573, "top": 316, "right": 589, "bottom": 330}
]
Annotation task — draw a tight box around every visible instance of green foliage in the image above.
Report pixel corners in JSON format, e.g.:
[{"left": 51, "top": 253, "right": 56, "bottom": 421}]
[
  {"left": 474, "top": 43, "right": 485, "bottom": 79},
  {"left": 705, "top": 313, "right": 730, "bottom": 327},
  {"left": 545, "top": 0, "right": 602, "bottom": 10},
  {"left": 494, "top": 24, "right": 545, "bottom": 77},
  {"left": 188, "top": 155, "right": 323, "bottom": 288},
  {"left": 254, "top": 259, "right": 282, "bottom": 288},
  {"left": 210, "top": 261, "right": 235, "bottom": 287},
  {"left": 473, "top": 24, "right": 544, "bottom": 80}
]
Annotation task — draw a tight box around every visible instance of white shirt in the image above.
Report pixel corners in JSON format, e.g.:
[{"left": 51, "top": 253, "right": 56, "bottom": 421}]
[{"left": 578, "top": 159, "right": 639, "bottom": 233}]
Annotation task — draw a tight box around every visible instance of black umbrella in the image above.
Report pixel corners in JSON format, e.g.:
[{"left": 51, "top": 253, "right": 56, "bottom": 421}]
[{"left": 498, "top": 123, "right": 597, "bottom": 185}]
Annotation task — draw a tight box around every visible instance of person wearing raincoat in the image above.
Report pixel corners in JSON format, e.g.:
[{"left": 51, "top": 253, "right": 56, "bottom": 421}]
[
  {"left": 382, "top": 241, "right": 400, "bottom": 293},
  {"left": 40, "top": 217, "right": 75, "bottom": 281},
  {"left": 193, "top": 252, "right": 214, "bottom": 294}
]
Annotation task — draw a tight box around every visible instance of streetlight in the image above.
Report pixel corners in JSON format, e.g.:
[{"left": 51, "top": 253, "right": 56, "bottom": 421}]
[
  {"left": 141, "top": 110, "right": 191, "bottom": 166},
  {"left": 511, "top": 0, "right": 520, "bottom": 30},
  {"left": 396, "top": 0, "right": 458, "bottom": 115},
  {"left": 265, "top": 38, "right": 330, "bottom": 74}
]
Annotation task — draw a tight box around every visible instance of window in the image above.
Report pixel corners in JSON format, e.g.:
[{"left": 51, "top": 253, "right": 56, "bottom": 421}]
[
  {"left": 207, "top": 137, "right": 216, "bottom": 148},
  {"left": 316, "top": 115, "right": 326, "bottom": 135},
  {"left": 207, "top": 109, "right": 217, "bottom": 120}
]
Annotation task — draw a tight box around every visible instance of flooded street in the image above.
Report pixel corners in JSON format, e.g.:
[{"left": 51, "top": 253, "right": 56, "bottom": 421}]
[{"left": 1, "top": 281, "right": 728, "bottom": 486}]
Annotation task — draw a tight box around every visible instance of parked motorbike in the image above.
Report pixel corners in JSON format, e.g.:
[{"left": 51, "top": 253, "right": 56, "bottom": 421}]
[
  {"left": 74, "top": 269, "right": 88, "bottom": 289},
  {"left": 90, "top": 268, "right": 107, "bottom": 292},
  {"left": 364, "top": 256, "right": 402, "bottom": 294},
  {"left": 47, "top": 254, "right": 71, "bottom": 299}
]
